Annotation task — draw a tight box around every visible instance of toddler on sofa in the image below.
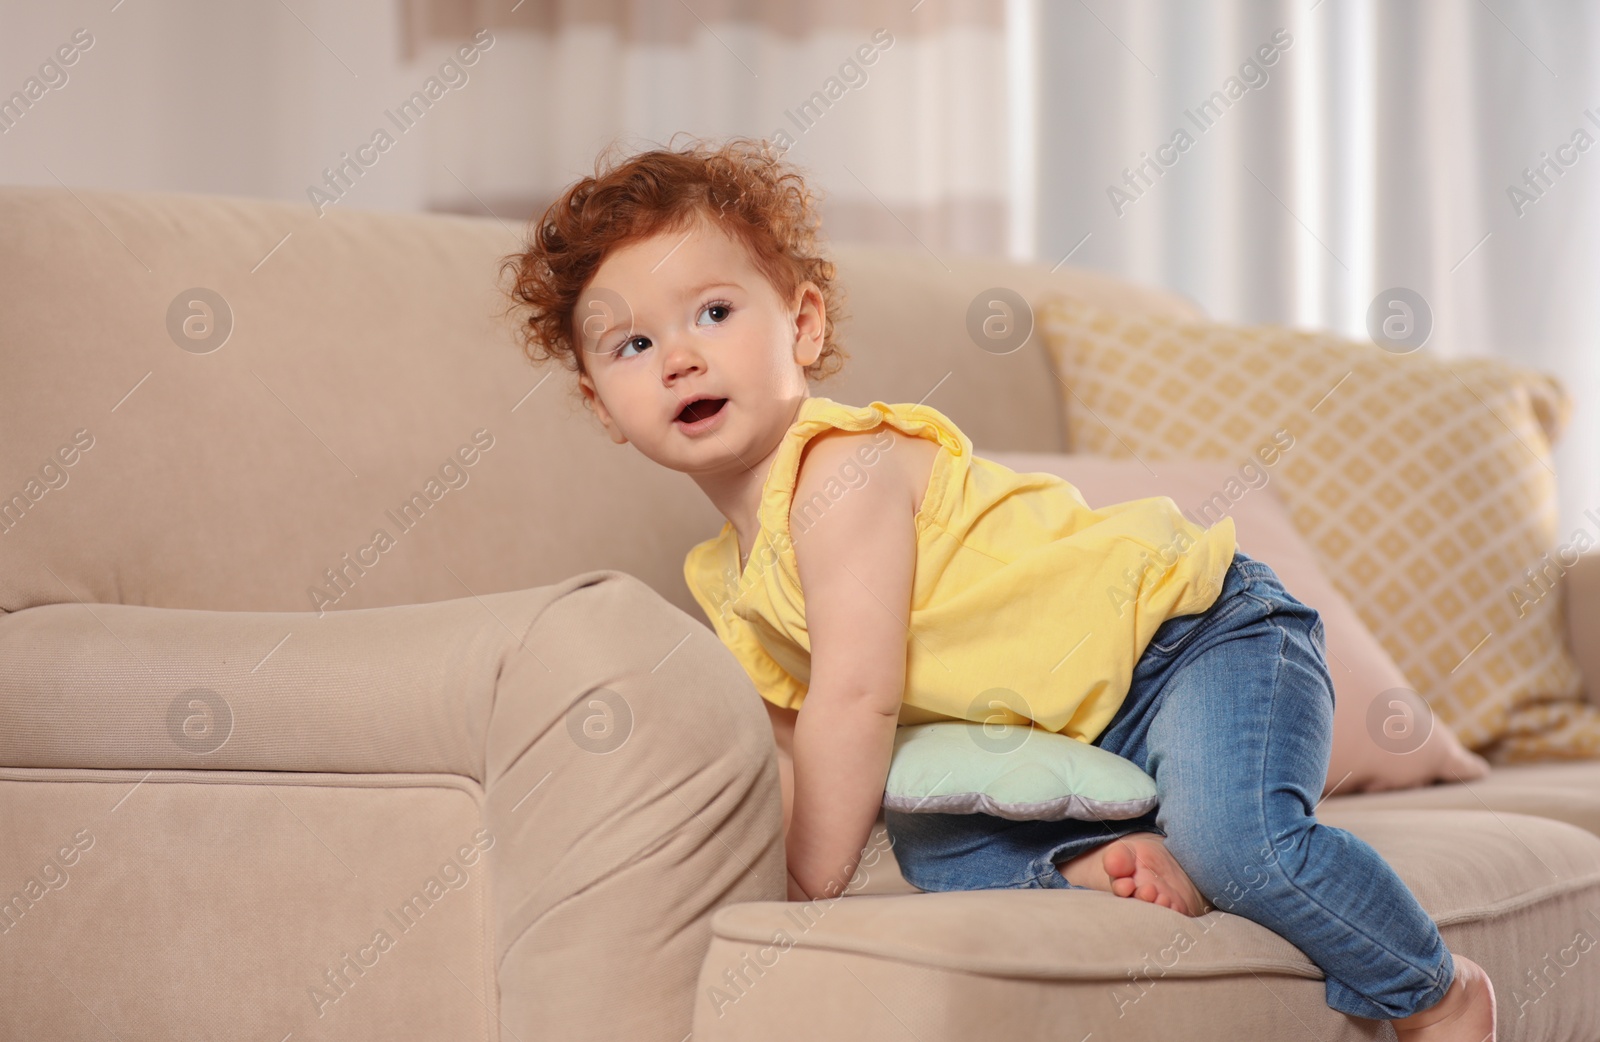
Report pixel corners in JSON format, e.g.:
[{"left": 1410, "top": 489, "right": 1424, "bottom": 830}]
[{"left": 501, "top": 134, "right": 1496, "bottom": 1040}]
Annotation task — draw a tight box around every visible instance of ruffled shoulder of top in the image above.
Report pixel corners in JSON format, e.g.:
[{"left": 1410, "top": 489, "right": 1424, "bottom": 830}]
[
  {"left": 683, "top": 521, "right": 736, "bottom": 608},
  {"left": 756, "top": 396, "right": 972, "bottom": 537}
]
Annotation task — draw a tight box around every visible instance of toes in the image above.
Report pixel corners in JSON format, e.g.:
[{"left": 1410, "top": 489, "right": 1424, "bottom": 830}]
[
  {"left": 1102, "top": 841, "right": 1137, "bottom": 880},
  {"left": 1097, "top": 834, "right": 1209, "bottom": 916}
]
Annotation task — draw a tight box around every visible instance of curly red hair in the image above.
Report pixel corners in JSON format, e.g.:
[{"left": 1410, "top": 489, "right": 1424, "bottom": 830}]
[{"left": 499, "top": 133, "right": 848, "bottom": 400}]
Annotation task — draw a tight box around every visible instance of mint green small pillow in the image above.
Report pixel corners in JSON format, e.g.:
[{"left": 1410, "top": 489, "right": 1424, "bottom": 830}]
[{"left": 882, "top": 721, "right": 1159, "bottom": 821}]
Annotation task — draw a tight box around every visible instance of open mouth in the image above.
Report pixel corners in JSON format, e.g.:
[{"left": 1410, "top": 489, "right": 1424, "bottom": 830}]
[{"left": 676, "top": 397, "right": 728, "bottom": 424}]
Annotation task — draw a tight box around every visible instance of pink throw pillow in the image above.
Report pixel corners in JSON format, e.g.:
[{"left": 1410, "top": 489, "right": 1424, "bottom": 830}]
[{"left": 980, "top": 450, "right": 1490, "bottom": 798}]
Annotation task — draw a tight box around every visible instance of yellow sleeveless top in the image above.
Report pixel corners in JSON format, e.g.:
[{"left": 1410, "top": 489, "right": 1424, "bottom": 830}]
[{"left": 682, "top": 396, "right": 1237, "bottom": 742}]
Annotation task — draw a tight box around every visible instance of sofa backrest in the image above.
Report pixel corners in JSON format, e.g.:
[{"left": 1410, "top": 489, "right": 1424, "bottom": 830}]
[{"left": 0, "top": 186, "right": 1202, "bottom": 618}]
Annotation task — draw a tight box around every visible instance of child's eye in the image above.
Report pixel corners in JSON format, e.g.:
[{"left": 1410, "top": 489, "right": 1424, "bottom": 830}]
[
  {"left": 612, "top": 301, "right": 730, "bottom": 359},
  {"left": 698, "top": 301, "right": 733, "bottom": 325},
  {"left": 613, "top": 335, "right": 650, "bottom": 360}
]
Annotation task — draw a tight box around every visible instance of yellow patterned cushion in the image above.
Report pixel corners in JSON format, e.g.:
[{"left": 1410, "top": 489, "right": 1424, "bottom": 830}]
[{"left": 1037, "top": 293, "right": 1599, "bottom": 763}]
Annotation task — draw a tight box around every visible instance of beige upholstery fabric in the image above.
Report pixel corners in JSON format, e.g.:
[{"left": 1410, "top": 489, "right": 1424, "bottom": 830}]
[
  {"left": 0, "top": 570, "right": 785, "bottom": 1040},
  {"left": 7, "top": 185, "right": 1600, "bottom": 1041},
  {"left": 0, "top": 186, "right": 1202, "bottom": 620},
  {"left": 1321, "top": 759, "right": 1600, "bottom": 837},
  {"left": 0, "top": 186, "right": 1202, "bottom": 1041},
  {"left": 3, "top": 771, "right": 497, "bottom": 1037},
  {"left": 698, "top": 809, "right": 1600, "bottom": 1041}
]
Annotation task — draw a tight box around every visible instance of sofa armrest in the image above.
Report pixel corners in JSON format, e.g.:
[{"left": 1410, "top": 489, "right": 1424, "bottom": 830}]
[
  {"left": 1563, "top": 551, "right": 1600, "bottom": 708},
  {"left": 0, "top": 576, "right": 595, "bottom": 776},
  {"left": 0, "top": 568, "right": 787, "bottom": 1041}
]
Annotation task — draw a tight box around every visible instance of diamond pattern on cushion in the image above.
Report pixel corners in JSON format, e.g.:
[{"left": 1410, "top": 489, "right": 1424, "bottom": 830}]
[{"left": 1037, "top": 294, "right": 1598, "bottom": 763}]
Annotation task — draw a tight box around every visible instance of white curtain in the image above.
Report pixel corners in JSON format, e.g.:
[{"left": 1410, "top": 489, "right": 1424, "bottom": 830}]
[
  {"left": 5, "top": 1, "right": 1591, "bottom": 537},
  {"left": 0, "top": 1, "right": 1011, "bottom": 256},
  {"left": 1029, "top": 0, "right": 1600, "bottom": 545},
  {"left": 399, "top": 0, "right": 1013, "bottom": 259}
]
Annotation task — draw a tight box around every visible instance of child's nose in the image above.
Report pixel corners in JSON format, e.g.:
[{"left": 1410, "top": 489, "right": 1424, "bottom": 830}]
[{"left": 659, "top": 336, "right": 705, "bottom": 379}]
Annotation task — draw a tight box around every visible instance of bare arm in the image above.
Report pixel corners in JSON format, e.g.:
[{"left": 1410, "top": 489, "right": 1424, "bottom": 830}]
[
  {"left": 784, "top": 427, "right": 921, "bottom": 901},
  {"left": 764, "top": 698, "right": 796, "bottom": 836}
]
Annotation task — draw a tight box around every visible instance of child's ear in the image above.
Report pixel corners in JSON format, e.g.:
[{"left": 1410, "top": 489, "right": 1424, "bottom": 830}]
[
  {"left": 578, "top": 373, "right": 629, "bottom": 445},
  {"left": 791, "top": 280, "right": 825, "bottom": 367}
]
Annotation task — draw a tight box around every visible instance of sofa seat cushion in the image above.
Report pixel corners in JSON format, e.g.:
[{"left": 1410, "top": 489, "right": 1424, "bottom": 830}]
[
  {"left": 695, "top": 810, "right": 1600, "bottom": 1041},
  {"left": 1322, "top": 759, "right": 1600, "bottom": 836}
]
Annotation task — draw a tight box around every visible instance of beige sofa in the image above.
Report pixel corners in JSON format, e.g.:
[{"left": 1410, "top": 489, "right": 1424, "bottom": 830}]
[{"left": 2, "top": 186, "right": 1598, "bottom": 1041}]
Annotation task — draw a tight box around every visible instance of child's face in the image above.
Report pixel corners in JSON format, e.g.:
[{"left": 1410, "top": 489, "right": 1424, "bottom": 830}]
[{"left": 576, "top": 212, "right": 825, "bottom": 475}]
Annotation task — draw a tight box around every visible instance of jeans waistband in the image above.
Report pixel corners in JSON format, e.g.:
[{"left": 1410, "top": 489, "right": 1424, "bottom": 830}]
[{"left": 1227, "top": 548, "right": 1277, "bottom": 584}]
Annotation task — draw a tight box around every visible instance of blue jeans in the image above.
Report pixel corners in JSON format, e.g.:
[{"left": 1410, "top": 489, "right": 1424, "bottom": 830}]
[{"left": 883, "top": 549, "right": 1454, "bottom": 1022}]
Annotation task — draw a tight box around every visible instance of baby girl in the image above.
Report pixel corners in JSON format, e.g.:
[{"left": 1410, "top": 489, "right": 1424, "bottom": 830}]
[{"left": 501, "top": 134, "right": 1495, "bottom": 1040}]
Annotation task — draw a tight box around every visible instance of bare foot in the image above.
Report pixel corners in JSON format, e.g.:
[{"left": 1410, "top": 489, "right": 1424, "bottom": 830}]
[
  {"left": 1392, "top": 954, "right": 1495, "bottom": 1041},
  {"left": 1056, "top": 832, "right": 1211, "bottom": 916}
]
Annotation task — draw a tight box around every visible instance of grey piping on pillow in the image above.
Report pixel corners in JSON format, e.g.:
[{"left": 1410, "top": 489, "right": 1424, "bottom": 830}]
[{"left": 881, "top": 791, "right": 1159, "bottom": 822}]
